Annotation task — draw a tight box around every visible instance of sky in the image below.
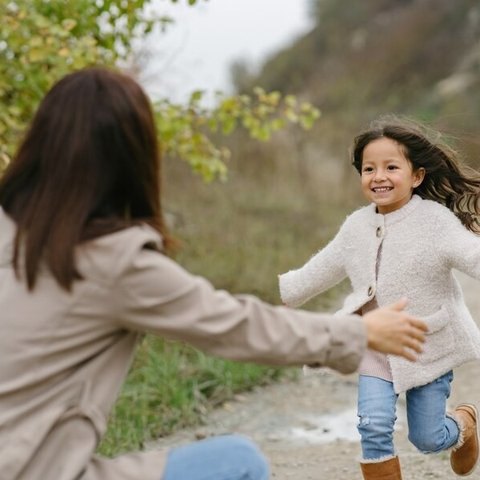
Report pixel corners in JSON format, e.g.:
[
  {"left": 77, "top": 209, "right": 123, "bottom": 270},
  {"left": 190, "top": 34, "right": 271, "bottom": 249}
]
[{"left": 139, "top": 0, "right": 313, "bottom": 104}]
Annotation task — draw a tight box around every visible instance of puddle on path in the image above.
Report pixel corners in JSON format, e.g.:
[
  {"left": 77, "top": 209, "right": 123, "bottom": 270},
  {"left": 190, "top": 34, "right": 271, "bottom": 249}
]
[{"left": 289, "top": 407, "right": 406, "bottom": 444}]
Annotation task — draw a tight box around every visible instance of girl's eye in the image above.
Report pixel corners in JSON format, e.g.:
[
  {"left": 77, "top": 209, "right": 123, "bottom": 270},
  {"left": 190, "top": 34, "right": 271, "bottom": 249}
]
[
  {"left": 362, "top": 167, "right": 373, "bottom": 173},
  {"left": 387, "top": 165, "right": 398, "bottom": 170}
]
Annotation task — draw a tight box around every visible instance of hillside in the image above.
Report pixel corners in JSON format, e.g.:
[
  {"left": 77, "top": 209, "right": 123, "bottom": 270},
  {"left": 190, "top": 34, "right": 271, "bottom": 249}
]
[{"left": 236, "top": 0, "right": 480, "bottom": 163}]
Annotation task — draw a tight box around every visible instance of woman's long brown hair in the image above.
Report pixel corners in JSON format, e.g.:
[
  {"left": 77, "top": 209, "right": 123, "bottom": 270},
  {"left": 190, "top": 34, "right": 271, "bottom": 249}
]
[
  {"left": 351, "top": 116, "right": 480, "bottom": 233},
  {"left": 0, "top": 67, "right": 173, "bottom": 290}
]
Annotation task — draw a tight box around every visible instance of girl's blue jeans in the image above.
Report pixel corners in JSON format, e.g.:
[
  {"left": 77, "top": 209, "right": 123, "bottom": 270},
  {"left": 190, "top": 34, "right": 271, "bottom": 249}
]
[
  {"left": 357, "top": 371, "right": 460, "bottom": 460},
  {"left": 162, "top": 434, "right": 270, "bottom": 480}
]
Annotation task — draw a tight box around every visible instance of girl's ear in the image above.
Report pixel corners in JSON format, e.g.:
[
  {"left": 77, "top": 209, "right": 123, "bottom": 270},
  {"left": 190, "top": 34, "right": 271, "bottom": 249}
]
[{"left": 413, "top": 167, "right": 426, "bottom": 188}]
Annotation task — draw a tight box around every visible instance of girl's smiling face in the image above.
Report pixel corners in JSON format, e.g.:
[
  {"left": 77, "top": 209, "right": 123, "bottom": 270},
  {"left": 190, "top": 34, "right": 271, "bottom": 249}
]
[{"left": 361, "top": 137, "right": 425, "bottom": 214}]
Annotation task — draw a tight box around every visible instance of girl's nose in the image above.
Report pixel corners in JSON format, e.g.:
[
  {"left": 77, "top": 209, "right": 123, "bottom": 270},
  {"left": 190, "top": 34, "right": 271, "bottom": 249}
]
[{"left": 373, "top": 170, "right": 387, "bottom": 182}]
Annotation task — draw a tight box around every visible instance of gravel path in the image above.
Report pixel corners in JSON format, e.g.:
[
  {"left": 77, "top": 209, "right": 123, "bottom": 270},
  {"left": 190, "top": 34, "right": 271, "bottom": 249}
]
[{"left": 154, "top": 272, "right": 480, "bottom": 479}]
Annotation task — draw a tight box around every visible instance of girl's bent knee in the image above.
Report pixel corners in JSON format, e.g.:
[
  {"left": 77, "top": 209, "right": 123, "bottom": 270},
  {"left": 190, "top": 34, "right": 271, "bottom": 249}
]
[{"left": 408, "top": 431, "right": 443, "bottom": 454}]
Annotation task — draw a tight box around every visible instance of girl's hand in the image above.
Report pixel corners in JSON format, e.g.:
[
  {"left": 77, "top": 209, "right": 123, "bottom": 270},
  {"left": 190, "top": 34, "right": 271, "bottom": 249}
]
[{"left": 363, "top": 298, "right": 428, "bottom": 361}]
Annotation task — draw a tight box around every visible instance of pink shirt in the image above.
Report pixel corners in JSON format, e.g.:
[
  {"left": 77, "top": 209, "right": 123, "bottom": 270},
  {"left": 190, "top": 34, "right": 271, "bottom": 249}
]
[{"left": 358, "top": 298, "right": 393, "bottom": 381}]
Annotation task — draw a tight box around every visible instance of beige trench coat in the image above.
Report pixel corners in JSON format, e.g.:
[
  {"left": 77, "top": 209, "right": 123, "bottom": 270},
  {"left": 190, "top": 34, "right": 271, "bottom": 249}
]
[{"left": 0, "top": 208, "right": 366, "bottom": 480}]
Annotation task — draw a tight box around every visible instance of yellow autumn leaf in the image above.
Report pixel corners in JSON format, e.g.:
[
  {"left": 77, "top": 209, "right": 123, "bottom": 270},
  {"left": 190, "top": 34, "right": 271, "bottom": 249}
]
[{"left": 62, "top": 19, "right": 77, "bottom": 31}]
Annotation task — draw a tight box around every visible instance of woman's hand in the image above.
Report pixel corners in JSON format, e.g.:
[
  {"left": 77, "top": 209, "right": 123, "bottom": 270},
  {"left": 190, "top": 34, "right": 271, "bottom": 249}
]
[{"left": 363, "top": 298, "right": 428, "bottom": 361}]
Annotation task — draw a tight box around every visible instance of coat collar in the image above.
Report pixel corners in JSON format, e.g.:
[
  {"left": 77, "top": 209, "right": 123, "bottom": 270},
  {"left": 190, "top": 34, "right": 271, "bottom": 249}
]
[{"left": 368, "top": 194, "right": 422, "bottom": 227}]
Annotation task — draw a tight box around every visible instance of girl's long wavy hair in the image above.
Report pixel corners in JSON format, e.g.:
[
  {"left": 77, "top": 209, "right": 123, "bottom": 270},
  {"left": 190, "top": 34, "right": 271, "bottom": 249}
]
[
  {"left": 0, "top": 67, "right": 174, "bottom": 291},
  {"left": 351, "top": 116, "right": 480, "bottom": 233}
]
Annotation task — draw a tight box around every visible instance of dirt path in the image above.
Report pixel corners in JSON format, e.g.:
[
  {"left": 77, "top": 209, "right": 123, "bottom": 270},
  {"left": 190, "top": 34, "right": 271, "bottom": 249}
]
[{"left": 154, "top": 272, "right": 480, "bottom": 479}]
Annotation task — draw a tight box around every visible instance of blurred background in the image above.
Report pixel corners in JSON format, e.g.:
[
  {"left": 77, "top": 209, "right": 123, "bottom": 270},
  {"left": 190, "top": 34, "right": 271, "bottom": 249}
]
[{"left": 4, "top": 0, "right": 480, "bottom": 454}]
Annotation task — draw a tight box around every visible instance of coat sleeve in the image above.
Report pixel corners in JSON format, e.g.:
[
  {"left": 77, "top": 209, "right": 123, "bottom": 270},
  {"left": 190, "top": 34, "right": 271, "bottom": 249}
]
[
  {"left": 278, "top": 223, "right": 348, "bottom": 307},
  {"left": 112, "top": 247, "right": 366, "bottom": 374},
  {"left": 434, "top": 209, "right": 480, "bottom": 279}
]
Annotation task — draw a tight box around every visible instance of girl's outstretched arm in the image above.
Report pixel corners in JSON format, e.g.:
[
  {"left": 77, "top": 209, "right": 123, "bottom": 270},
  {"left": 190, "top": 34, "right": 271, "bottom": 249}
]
[
  {"left": 434, "top": 208, "right": 480, "bottom": 279},
  {"left": 278, "top": 226, "right": 347, "bottom": 307}
]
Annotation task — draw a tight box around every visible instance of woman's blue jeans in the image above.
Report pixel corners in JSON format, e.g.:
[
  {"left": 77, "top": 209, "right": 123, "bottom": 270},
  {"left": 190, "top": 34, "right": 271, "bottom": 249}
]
[
  {"left": 162, "top": 434, "right": 270, "bottom": 480},
  {"left": 357, "top": 372, "right": 460, "bottom": 460}
]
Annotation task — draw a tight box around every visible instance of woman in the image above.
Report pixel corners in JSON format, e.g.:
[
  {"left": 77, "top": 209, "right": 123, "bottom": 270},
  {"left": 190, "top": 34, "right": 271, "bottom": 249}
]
[{"left": 0, "top": 67, "right": 427, "bottom": 480}]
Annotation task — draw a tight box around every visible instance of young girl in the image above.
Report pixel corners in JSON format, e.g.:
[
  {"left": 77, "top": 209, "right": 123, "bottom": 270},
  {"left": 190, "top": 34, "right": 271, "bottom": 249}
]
[{"left": 279, "top": 117, "right": 480, "bottom": 479}]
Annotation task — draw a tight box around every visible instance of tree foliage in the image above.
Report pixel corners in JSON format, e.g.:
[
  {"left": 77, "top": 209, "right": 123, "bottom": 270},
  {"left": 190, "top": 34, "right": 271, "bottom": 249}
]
[
  {"left": 156, "top": 88, "right": 320, "bottom": 181},
  {"left": 1, "top": 0, "right": 320, "bottom": 179}
]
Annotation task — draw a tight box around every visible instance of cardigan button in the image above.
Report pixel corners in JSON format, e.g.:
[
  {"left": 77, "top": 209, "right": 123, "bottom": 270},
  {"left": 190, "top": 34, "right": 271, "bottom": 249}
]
[
  {"left": 376, "top": 226, "right": 383, "bottom": 238},
  {"left": 368, "top": 285, "right": 375, "bottom": 297}
]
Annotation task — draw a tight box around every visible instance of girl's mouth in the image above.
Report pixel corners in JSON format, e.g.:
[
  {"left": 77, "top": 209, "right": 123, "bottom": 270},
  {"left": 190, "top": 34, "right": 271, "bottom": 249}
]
[{"left": 372, "top": 187, "right": 393, "bottom": 193}]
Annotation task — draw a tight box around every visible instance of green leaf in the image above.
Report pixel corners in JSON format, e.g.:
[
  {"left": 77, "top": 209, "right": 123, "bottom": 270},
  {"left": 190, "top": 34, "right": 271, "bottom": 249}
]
[{"left": 189, "top": 90, "right": 204, "bottom": 104}]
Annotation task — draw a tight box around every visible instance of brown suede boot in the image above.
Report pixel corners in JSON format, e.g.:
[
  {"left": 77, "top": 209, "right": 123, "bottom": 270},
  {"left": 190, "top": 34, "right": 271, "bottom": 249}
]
[
  {"left": 451, "top": 404, "right": 479, "bottom": 476},
  {"left": 360, "top": 456, "right": 402, "bottom": 479}
]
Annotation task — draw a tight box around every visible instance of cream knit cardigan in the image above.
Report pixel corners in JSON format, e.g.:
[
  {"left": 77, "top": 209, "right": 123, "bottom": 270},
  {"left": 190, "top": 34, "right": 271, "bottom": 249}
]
[{"left": 279, "top": 195, "right": 480, "bottom": 393}]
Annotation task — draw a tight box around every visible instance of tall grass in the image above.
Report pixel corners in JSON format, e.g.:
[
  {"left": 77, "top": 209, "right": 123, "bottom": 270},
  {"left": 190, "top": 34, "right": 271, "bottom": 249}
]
[{"left": 99, "top": 337, "right": 289, "bottom": 455}]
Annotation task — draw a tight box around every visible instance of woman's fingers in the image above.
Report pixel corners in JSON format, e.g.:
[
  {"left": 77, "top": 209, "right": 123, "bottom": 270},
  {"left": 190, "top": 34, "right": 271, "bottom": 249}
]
[
  {"left": 386, "top": 316, "right": 428, "bottom": 360},
  {"left": 363, "top": 301, "right": 428, "bottom": 360},
  {"left": 405, "top": 320, "right": 427, "bottom": 344},
  {"left": 409, "top": 317, "right": 429, "bottom": 332},
  {"left": 402, "top": 334, "right": 423, "bottom": 353},
  {"left": 398, "top": 347, "right": 417, "bottom": 362},
  {"left": 402, "top": 317, "right": 428, "bottom": 356}
]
